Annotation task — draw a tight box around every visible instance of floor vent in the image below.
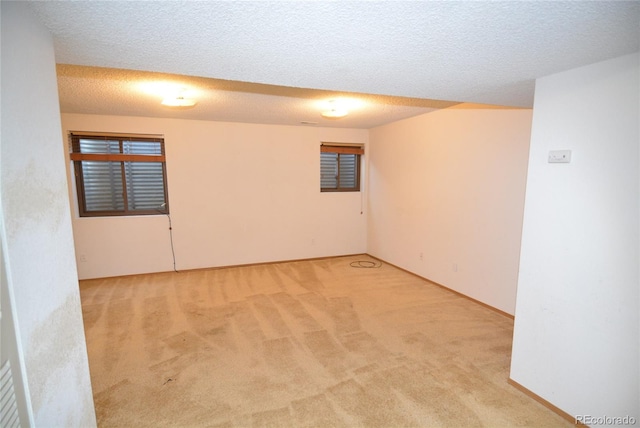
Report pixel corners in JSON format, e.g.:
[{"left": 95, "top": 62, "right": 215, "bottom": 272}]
[{"left": 0, "top": 360, "right": 20, "bottom": 428}]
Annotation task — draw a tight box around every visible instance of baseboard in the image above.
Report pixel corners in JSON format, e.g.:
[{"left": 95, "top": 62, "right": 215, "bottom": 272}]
[
  {"left": 365, "top": 254, "right": 514, "bottom": 320},
  {"left": 508, "top": 378, "right": 582, "bottom": 425},
  {"left": 81, "top": 253, "right": 514, "bottom": 324},
  {"left": 175, "top": 253, "right": 369, "bottom": 274},
  {"left": 78, "top": 253, "right": 369, "bottom": 281}
]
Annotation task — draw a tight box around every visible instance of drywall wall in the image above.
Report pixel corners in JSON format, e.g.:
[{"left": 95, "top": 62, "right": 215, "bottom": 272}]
[
  {"left": 0, "top": 3, "right": 97, "bottom": 426},
  {"left": 62, "top": 114, "right": 368, "bottom": 279},
  {"left": 367, "top": 105, "right": 532, "bottom": 315},
  {"left": 510, "top": 53, "right": 639, "bottom": 421}
]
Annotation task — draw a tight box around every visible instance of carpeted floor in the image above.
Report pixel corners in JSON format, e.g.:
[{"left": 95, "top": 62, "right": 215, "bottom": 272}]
[{"left": 79, "top": 255, "right": 570, "bottom": 427}]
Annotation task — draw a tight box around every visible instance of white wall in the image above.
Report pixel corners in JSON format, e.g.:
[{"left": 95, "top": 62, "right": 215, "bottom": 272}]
[
  {"left": 0, "top": 3, "right": 97, "bottom": 426},
  {"left": 62, "top": 114, "right": 368, "bottom": 279},
  {"left": 510, "top": 53, "right": 639, "bottom": 422},
  {"left": 368, "top": 105, "right": 532, "bottom": 315}
]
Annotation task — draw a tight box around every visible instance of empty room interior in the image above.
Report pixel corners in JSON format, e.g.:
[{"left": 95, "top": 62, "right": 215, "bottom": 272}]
[{"left": 1, "top": 1, "right": 639, "bottom": 427}]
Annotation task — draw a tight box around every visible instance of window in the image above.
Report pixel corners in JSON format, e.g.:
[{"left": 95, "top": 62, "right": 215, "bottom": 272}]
[
  {"left": 320, "top": 144, "right": 363, "bottom": 192},
  {"left": 70, "top": 133, "right": 169, "bottom": 217}
]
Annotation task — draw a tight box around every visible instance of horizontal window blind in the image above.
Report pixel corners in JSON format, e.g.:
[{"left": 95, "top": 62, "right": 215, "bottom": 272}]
[
  {"left": 125, "top": 161, "right": 166, "bottom": 210},
  {"left": 320, "top": 152, "right": 339, "bottom": 189},
  {"left": 338, "top": 153, "right": 358, "bottom": 188},
  {"left": 80, "top": 161, "right": 125, "bottom": 211}
]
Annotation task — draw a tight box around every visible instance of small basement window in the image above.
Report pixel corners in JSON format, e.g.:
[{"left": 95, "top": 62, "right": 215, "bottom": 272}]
[
  {"left": 70, "top": 132, "right": 169, "bottom": 217},
  {"left": 320, "top": 144, "right": 363, "bottom": 192}
]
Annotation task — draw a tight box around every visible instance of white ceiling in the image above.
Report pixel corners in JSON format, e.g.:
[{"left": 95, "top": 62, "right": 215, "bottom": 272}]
[{"left": 29, "top": 1, "right": 640, "bottom": 129}]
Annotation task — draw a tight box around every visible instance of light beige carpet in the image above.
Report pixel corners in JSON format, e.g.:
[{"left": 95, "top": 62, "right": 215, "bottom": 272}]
[{"left": 79, "top": 255, "right": 570, "bottom": 427}]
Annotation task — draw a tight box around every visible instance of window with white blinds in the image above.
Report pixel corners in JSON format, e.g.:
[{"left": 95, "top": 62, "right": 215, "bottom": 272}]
[
  {"left": 320, "top": 144, "right": 363, "bottom": 192},
  {"left": 70, "top": 133, "right": 169, "bottom": 217}
]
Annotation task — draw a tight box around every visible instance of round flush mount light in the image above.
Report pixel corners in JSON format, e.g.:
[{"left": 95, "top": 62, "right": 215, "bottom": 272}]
[
  {"left": 161, "top": 95, "right": 197, "bottom": 107},
  {"left": 139, "top": 82, "right": 199, "bottom": 108},
  {"left": 321, "top": 99, "right": 349, "bottom": 119}
]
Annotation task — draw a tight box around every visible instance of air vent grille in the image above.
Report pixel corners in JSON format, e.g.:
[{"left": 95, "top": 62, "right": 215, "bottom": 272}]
[{"left": 0, "top": 360, "right": 20, "bottom": 428}]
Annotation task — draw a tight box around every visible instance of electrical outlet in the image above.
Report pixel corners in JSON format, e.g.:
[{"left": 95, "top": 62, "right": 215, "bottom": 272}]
[
  {"left": 419, "top": 252, "right": 423, "bottom": 261},
  {"left": 453, "top": 263, "right": 458, "bottom": 272}
]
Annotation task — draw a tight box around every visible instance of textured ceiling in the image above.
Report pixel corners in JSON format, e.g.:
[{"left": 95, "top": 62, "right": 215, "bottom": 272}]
[
  {"left": 30, "top": 1, "right": 640, "bottom": 128},
  {"left": 56, "top": 64, "right": 457, "bottom": 128}
]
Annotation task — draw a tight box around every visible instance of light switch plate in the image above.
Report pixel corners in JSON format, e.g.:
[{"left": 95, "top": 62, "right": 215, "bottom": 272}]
[{"left": 548, "top": 150, "right": 572, "bottom": 163}]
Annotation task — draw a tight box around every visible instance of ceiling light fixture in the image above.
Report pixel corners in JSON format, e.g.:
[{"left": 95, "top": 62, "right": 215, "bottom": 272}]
[
  {"left": 161, "top": 95, "right": 197, "bottom": 107},
  {"left": 321, "top": 99, "right": 348, "bottom": 119}
]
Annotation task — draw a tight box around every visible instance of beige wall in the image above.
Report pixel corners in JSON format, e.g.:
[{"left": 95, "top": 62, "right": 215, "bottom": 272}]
[
  {"left": 368, "top": 106, "right": 532, "bottom": 315},
  {"left": 1, "top": 3, "right": 96, "bottom": 426},
  {"left": 511, "top": 53, "right": 639, "bottom": 420},
  {"left": 62, "top": 114, "right": 368, "bottom": 279}
]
